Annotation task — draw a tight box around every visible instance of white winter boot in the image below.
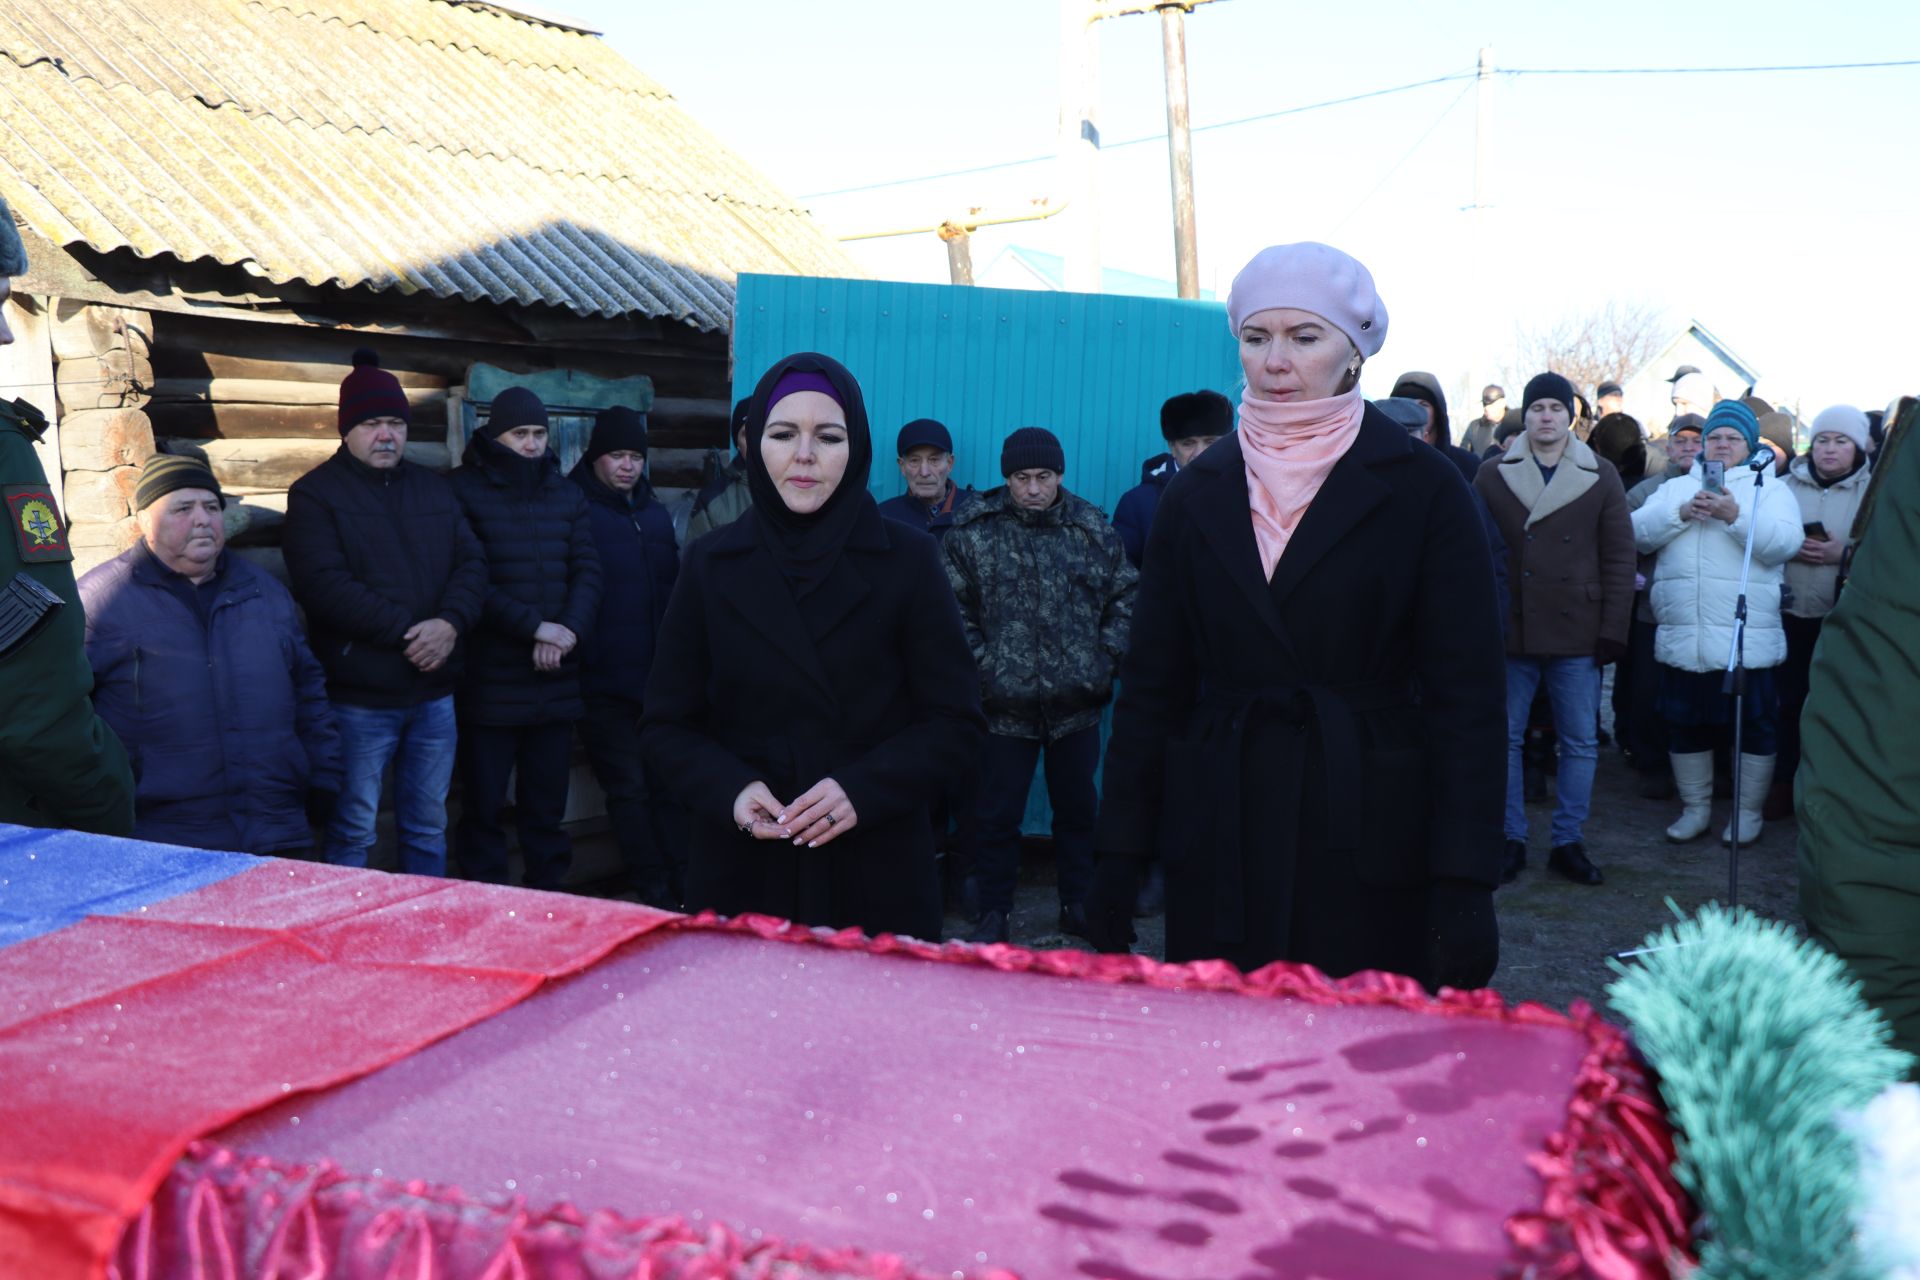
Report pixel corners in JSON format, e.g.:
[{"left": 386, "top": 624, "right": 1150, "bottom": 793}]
[
  {"left": 1665, "top": 752, "right": 1715, "bottom": 842},
  {"left": 1724, "top": 754, "right": 1776, "bottom": 845}
]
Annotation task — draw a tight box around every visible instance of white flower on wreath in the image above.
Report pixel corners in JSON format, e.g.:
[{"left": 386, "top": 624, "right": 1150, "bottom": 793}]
[{"left": 1840, "top": 1081, "right": 1920, "bottom": 1279}]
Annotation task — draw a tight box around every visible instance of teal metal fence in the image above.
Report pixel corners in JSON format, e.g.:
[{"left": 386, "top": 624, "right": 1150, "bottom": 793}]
[{"left": 732, "top": 274, "right": 1242, "bottom": 516}]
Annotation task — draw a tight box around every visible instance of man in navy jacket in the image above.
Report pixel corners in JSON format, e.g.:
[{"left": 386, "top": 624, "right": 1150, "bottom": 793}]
[
  {"left": 82, "top": 454, "right": 342, "bottom": 854},
  {"left": 570, "top": 406, "right": 681, "bottom": 906},
  {"left": 284, "top": 350, "right": 487, "bottom": 876},
  {"left": 1112, "top": 391, "right": 1232, "bottom": 568}
]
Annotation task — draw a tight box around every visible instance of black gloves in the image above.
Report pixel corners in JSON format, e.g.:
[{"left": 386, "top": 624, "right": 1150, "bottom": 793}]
[
  {"left": 1085, "top": 853, "right": 1143, "bottom": 954},
  {"left": 1425, "top": 877, "right": 1498, "bottom": 991},
  {"left": 1594, "top": 637, "right": 1628, "bottom": 667}
]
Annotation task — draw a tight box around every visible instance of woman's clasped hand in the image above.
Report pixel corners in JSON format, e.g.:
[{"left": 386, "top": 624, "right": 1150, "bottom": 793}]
[{"left": 732, "top": 778, "right": 858, "bottom": 847}]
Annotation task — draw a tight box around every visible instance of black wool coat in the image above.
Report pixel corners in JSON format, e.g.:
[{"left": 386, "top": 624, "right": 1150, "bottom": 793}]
[
  {"left": 451, "top": 434, "right": 603, "bottom": 725},
  {"left": 284, "top": 449, "right": 489, "bottom": 708},
  {"left": 1094, "top": 407, "right": 1506, "bottom": 982},
  {"left": 641, "top": 506, "right": 985, "bottom": 941}
]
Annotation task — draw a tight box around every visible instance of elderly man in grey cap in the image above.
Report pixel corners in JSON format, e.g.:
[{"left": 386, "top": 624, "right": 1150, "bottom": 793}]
[{"left": 0, "top": 198, "right": 137, "bottom": 833}]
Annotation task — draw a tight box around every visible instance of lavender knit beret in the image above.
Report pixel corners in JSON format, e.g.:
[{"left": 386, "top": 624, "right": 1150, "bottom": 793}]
[{"left": 1226, "top": 242, "right": 1388, "bottom": 358}]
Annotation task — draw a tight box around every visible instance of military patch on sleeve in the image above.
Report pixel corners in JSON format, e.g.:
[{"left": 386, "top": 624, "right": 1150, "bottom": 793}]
[{"left": 5, "top": 485, "right": 73, "bottom": 563}]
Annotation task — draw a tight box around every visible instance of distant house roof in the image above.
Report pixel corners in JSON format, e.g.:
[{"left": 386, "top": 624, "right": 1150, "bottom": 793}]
[
  {"left": 1639, "top": 320, "right": 1762, "bottom": 388},
  {"left": 0, "top": 0, "right": 863, "bottom": 330},
  {"left": 982, "top": 246, "right": 1217, "bottom": 301}
]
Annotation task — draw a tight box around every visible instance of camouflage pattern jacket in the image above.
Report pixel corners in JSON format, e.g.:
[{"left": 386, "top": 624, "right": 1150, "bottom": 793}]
[{"left": 942, "top": 486, "right": 1137, "bottom": 741}]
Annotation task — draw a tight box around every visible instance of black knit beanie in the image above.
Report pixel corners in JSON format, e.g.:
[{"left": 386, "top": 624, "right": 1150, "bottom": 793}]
[
  {"left": 1000, "top": 426, "right": 1065, "bottom": 477},
  {"left": 135, "top": 451, "right": 224, "bottom": 513},
  {"left": 1160, "top": 390, "right": 1233, "bottom": 442},
  {"left": 1521, "top": 372, "right": 1576, "bottom": 417},
  {"left": 584, "top": 405, "right": 648, "bottom": 464},
  {"left": 484, "top": 386, "right": 548, "bottom": 439}
]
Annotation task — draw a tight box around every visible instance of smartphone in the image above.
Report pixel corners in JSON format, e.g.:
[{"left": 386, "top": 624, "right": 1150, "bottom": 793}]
[
  {"left": 1701, "top": 459, "right": 1726, "bottom": 494},
  {"left": 1804, "top": 521, "right": 1830, "bottom": 541}
]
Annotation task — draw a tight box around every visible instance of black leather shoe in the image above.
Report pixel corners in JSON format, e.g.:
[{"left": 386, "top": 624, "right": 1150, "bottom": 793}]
[
  {"left": 1499, "top": 839, "right": 1527, "bottom": 884},
  {"left": 1548, "top": 842, "right": 1604, "bottom": 885},
  {"left": 966, "top": 909, "right": 1011, "bottom": 945},
  {"left": 1059, "top": 901, "right": 1092, "bottom": 941}
]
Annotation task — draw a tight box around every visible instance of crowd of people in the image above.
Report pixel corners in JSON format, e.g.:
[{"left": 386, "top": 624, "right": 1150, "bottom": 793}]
[{"left": 4, "top": 195, "right": 1911, "bottom": 1002}]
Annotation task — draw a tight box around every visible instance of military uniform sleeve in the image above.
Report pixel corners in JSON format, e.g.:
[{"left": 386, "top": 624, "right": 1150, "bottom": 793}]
[
  {"left": 941, "top": 526, "right": 987, "bottom": 664},
  {"left": 1097, "top": 524, "right": 1138, "bottom": 662},
  {"left": 0, "top": 429, "right": 134, "bottom": 834}
]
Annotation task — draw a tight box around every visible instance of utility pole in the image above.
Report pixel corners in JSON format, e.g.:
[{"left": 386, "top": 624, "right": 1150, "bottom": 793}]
[
  {"left": 1159, "top": 3, "right": 1200, "bottom": 299},
  {"left": 938, "top": 221, "right": 974, "bottom": 286},
  {"left": 1473, "top": 45, "right": 1494, "bottom": 210}
]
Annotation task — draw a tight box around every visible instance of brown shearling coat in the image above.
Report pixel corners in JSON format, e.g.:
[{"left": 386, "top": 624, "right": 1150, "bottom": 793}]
[{"left": 1475, "top": 435, "right": 1636, "bottom": 657}]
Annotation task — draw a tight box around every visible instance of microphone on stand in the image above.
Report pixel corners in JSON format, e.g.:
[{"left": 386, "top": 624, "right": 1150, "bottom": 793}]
[{"left": 1747, "top": 446, "right": 1778, "bottom": 472}]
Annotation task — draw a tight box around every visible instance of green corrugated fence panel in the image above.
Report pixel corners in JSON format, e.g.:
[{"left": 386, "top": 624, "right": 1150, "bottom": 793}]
[{"left": 733, "top": 274, "right": 1241, "bottom": 518}]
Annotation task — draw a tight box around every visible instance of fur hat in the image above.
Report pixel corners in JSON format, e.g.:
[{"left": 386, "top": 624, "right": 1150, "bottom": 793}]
[{"left": 1160, "top": 390, "right": 1233, "bottom": 442}]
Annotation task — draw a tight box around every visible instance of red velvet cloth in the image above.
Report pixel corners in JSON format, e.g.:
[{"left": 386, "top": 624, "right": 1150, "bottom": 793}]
[{"left": 114, "top": 915, "right": 1691, "bottom": 1280}]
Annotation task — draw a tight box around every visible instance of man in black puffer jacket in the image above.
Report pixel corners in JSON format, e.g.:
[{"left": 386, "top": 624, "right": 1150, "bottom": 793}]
[
  {"left": 452, "top": 387, "right": 603, "bottom": 889},
  {"left": 569, "top": 405, "right": 681, "bottom": 906},
  {"left": 285, "top": 349, "right": 488, "bottom": 876}
]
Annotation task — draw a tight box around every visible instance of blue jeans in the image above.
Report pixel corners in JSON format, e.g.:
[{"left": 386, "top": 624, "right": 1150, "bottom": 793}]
[
  {"left": 1505, "top": 656, "right": 1600, "bottom": 847},
  {"left": 323, "top": 695, "right": 457, "bottom": 876}
]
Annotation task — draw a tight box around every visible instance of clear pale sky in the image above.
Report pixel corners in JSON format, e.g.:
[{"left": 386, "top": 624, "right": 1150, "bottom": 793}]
[{"left": 566, "top": 0, "right": 1917, "bottom": 418}]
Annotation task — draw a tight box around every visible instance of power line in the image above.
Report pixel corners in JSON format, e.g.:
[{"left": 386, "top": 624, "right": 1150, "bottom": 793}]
[
  {"left": 1332, "top": 83, "right": 1477, "bottom": 233},
  {"left": 798, "top": 55, "right": 1918, "bottom": 201},
  {"left": 1507, "top": 58, "right": 1920, "bottom": 76},
  {"left": 797, "top": 70, "right": 1476, "bottom": 199}
]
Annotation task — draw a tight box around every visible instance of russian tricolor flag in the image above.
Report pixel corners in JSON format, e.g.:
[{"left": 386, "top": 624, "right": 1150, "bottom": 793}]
[{"left": 0, "top": 825, "right": 1688, "bottom": 1279}]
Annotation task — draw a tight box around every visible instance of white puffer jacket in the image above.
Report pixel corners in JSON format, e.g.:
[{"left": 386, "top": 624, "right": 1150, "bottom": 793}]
[{"left": 1631, "top": 463, "right": 1803, "bottom": 672}]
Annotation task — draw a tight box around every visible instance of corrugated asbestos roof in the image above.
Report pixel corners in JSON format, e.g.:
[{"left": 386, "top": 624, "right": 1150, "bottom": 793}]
[{"left": 0, "top": 0, "right": 863, "bottom": 330}]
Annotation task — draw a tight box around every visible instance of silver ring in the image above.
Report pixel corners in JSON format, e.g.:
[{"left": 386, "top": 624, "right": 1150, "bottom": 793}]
[
  {"left": 739, "top": 823, "right": 753, "bottom": 834},
  {"left": 826, "top": 813, "right": 837, "bottom": 826}
]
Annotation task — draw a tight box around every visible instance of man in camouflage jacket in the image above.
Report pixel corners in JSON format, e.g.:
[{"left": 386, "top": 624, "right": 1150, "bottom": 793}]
[{"left": 943, "top": 427, "right": 1136, "bottom": 943}]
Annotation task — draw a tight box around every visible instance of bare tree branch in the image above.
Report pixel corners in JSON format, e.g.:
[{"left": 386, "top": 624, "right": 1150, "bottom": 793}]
[{"left": 1503, "top": 299, "right": 1672, "bottom": 400}]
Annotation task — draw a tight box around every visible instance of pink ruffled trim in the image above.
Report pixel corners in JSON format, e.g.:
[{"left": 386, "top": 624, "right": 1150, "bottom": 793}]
[{"left": 115, "top": 1139, "right": 1018, "bottom": 1280}]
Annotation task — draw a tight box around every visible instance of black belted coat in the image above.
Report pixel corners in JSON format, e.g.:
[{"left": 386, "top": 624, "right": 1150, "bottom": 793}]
[
  {"left": 641, "top": 505, "right": 985, "bottom": 941},
  {"left": 1094, "top": 407, "right": 1506, "bottom": 980}
]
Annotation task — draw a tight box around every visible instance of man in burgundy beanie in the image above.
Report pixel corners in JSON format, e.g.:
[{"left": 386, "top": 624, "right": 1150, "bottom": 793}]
[{"left": 281, "top": 347, "right": 488, "bottom": 877}]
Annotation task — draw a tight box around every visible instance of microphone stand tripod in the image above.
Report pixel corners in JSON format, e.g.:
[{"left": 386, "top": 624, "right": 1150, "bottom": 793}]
[{"left": 1721, "top": 459, "right": 1768, "bottom": 906}]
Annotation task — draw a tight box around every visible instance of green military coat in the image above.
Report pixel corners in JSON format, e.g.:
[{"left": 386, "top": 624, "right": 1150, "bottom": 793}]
[
  {"left": 0, "top": 398, "right": 135, "bottom": 834},
  {"left": 1798, "top": 406, "right": 1920, "bottom": 1071}
]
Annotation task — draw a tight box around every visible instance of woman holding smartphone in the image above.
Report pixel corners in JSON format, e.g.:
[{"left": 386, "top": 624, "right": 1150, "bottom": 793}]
[
  {"left": 1631, "top": 401, "right": 1802, "bottom": 845},
  {"left": 1774, "top": 405, "right": 1874, "bottom": 816}
]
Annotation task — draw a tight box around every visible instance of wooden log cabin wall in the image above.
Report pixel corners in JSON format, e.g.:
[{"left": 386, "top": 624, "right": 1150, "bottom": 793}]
[{"left": 36, "top": 242, "right": 734, "bottom": 577}]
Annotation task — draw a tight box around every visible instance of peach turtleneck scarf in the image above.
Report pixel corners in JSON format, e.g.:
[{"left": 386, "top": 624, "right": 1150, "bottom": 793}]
[{"left": 1237, "top": 384, "right": 1364, "bottom": 579}]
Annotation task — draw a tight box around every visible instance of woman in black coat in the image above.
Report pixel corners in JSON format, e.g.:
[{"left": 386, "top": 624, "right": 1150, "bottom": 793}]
[
  {"left": 642, "top": 352, "right": 985, "bottom": 940},
  {"left": 1089, "top": 243, "right": 1506, "bottom": 990}
]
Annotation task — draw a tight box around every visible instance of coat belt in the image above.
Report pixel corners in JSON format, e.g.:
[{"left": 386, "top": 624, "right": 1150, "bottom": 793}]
[{"left": 1196, "top": 678, "right": 1413, "bottom": 945}]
